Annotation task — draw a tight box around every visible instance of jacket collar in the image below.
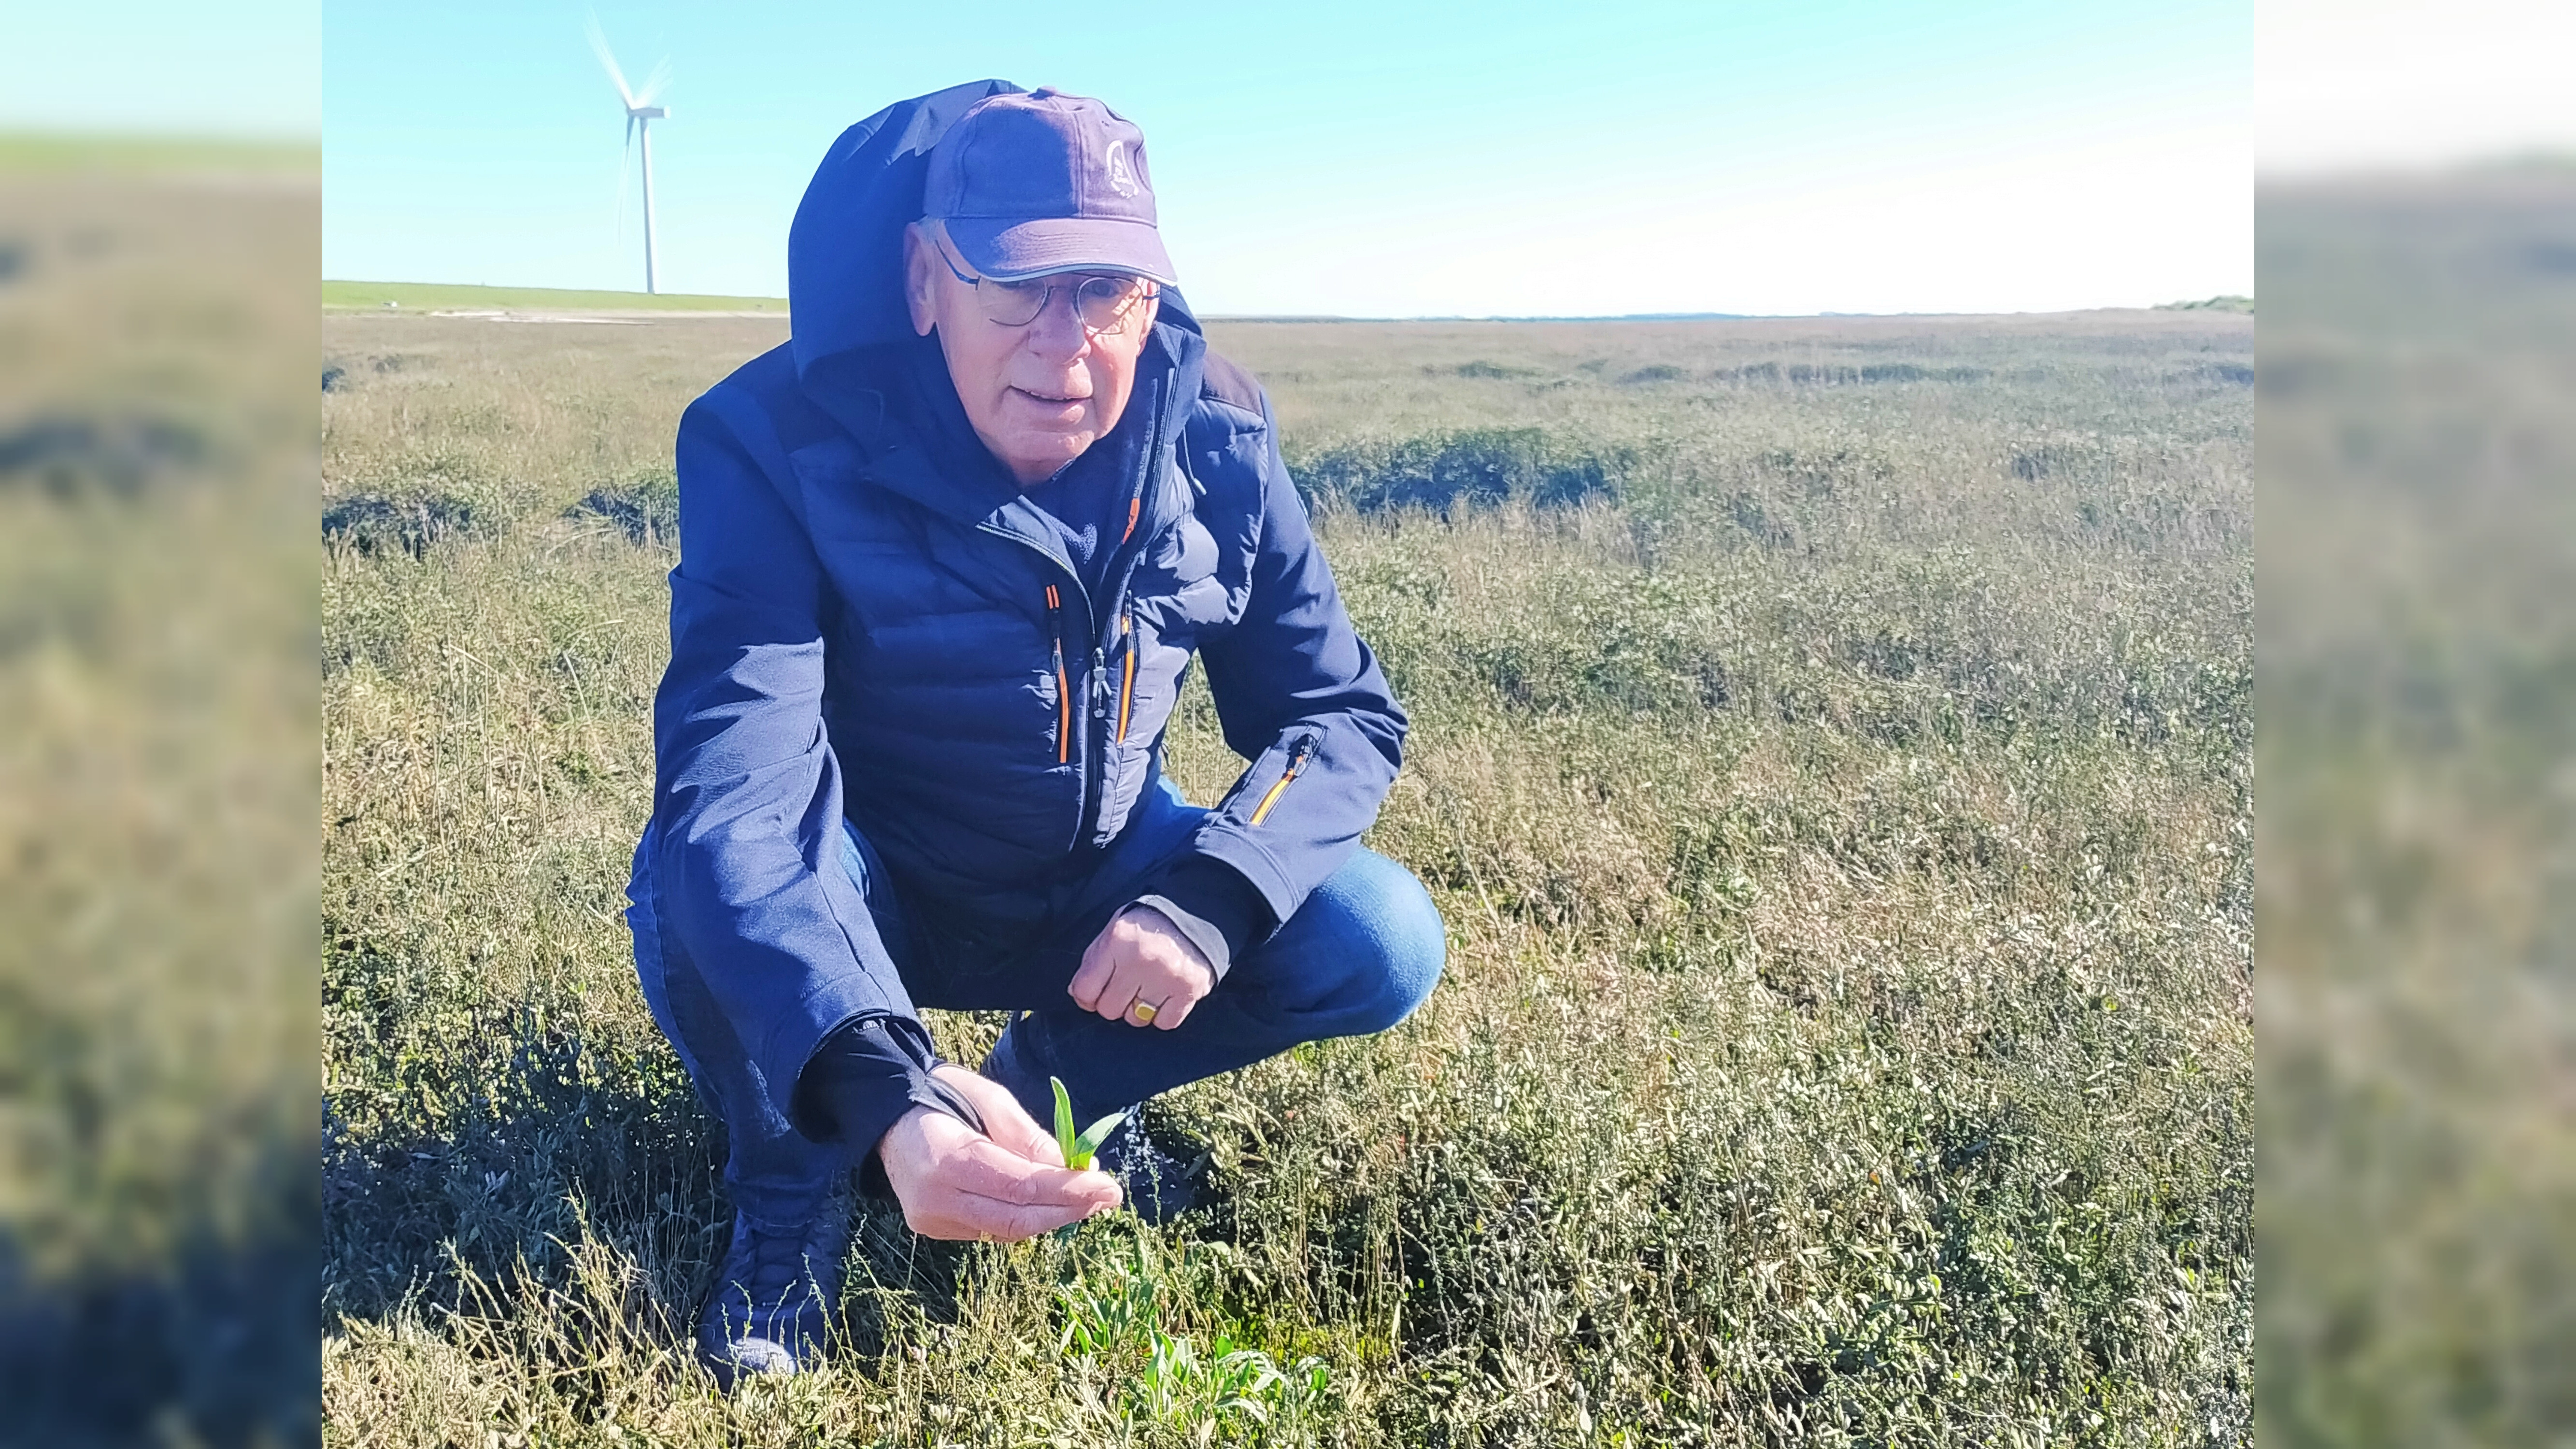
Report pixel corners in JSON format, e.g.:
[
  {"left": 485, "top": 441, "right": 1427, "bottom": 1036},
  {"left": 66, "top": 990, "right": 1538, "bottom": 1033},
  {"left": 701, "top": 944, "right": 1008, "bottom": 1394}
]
[{"left": 820, "top": 320, "right": 1209, "bottom": 552}]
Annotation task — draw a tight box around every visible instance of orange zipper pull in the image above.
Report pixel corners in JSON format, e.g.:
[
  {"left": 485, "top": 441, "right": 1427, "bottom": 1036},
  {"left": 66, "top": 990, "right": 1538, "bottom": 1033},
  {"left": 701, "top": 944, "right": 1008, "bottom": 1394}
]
[
  {"left": 1046, "top": 585, "right": 1069, "bottom": 764},
  {"left": 1116, "top": 605, "right": 1136, "bottom": 741},
  {"left": 1248, "top": 734, "right": 1317, "bottom": 826}
]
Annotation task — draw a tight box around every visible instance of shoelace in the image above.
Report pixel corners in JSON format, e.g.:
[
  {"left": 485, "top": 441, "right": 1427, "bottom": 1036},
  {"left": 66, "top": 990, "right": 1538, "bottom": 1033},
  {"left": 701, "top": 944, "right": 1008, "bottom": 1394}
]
[{"left": 733, "top": 1220, "right": 829, "bottom": 1306}]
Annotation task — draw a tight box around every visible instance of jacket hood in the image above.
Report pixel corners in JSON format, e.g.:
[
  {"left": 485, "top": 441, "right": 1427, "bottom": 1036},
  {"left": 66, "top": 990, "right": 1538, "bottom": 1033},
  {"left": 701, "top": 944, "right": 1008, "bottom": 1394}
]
[{"left": 786, "top": 80, "right": 1206, "bottom": 442}]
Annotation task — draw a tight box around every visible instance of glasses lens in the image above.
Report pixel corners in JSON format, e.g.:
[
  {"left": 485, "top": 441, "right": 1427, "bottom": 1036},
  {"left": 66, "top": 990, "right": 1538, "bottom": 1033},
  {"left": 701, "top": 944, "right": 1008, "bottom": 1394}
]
[
  {"left": 1075, "top": 276, "right": 1149, "bottom": 333},
  {"left": 977, "top": 277, "right": 1050, "bottom": 327}
]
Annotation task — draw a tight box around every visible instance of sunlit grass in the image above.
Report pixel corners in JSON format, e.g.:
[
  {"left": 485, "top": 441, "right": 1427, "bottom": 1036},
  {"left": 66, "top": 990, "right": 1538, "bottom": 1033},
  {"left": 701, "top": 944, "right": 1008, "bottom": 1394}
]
[
  {"left": 319, "top": 306, "right": 2250, "bottom": 1444},
  {"left": 0, "top": 164, "right": 318, "bottom": 1438}
]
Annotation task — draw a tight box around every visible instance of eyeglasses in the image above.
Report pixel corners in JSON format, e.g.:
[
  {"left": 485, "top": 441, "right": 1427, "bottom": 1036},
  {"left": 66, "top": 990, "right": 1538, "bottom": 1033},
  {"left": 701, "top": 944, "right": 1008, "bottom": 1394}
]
[{"left": 931, "top": 229, "right": 1157, "bottom": 335}]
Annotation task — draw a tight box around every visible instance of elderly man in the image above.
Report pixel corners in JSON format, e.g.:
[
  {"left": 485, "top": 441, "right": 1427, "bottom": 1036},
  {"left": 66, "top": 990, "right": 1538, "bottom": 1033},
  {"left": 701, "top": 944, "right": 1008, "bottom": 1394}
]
[{"left": 622, "top": 81, "right": 1446, "bottom": 1383}]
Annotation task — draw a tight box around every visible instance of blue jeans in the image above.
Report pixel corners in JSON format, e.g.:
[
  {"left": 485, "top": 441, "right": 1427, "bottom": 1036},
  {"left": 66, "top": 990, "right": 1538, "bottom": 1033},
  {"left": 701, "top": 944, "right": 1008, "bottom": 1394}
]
[{"left": 626, "top": 773, "right": 1446, "bottom": 1230}]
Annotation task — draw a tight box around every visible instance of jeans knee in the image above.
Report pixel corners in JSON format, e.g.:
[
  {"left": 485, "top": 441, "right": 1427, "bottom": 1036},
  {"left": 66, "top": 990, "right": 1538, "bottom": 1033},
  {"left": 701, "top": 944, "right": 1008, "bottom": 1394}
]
[{"left": 1341, "top": 852, "right": 1446, "bottom": 1034}]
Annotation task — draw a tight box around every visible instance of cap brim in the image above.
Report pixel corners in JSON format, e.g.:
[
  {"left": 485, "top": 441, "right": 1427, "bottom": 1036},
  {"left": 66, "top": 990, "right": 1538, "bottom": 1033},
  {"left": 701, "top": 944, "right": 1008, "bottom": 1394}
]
[{"left": 942, "top": 215, "right": 1177, "bottom": 287}]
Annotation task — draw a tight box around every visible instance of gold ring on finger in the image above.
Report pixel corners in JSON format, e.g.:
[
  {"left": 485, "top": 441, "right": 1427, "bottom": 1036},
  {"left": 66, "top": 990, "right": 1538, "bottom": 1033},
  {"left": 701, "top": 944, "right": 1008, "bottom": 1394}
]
[{"left": 1128, "top": 999, "right": 1159, "bottom": 1026}]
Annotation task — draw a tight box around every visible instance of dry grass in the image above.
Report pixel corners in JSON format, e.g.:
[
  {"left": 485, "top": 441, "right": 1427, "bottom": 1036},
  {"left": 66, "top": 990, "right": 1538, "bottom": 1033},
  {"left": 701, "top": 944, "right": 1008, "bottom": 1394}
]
[
  {"left": 0, "top": 166, "right": 318, "bottom": 1440},
  {"left": 320, "top": 306, "right": 2249, "bottom": 1445},
  {"left": 2255, "top": 173, "right": 2576, "bottom": 1446}
]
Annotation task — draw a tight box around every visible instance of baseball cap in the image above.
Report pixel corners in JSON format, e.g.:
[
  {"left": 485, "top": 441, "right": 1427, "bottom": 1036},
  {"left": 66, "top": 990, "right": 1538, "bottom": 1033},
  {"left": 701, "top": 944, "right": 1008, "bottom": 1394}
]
[{"left": 922, "top": 87, "right": 1177, "bottom": 286}]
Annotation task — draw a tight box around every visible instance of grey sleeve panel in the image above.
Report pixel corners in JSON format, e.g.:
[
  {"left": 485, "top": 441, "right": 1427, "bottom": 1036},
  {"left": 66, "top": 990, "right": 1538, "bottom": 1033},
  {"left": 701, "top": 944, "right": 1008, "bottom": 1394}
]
[{"left": 1129, "top": 894, "right": 1236, "bottom": 982}]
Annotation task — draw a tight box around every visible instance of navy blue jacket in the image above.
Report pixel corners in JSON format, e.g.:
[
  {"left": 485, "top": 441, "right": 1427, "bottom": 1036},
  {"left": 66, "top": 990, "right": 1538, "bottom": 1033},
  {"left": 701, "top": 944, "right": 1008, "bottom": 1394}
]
[{"left": 636, "top": 81, "right": 1408, "bottom": 1156}]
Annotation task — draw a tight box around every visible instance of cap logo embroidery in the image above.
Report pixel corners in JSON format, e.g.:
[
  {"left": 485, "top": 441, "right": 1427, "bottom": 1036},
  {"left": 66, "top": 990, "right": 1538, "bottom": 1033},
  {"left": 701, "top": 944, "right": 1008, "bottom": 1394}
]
[{"left": 1105, "top": 141, "right": 1140, "bottom": 199}]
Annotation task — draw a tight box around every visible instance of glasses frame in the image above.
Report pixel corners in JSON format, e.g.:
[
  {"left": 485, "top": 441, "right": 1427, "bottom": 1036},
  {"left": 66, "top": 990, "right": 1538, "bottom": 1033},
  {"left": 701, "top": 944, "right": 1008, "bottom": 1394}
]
[{"left": 928, "top": 225, "right": 1158, "bottom": 337}]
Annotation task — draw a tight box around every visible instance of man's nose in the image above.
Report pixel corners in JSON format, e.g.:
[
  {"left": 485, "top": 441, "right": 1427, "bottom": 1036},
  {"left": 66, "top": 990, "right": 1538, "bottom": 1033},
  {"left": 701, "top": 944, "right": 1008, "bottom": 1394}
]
[{"left": 1019, "top": 286, "right": 1094, "bottom": 360}]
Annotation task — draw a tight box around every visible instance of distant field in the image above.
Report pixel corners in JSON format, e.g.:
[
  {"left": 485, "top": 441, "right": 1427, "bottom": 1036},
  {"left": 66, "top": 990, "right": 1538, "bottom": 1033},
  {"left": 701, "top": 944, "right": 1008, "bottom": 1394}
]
[
  {"left": 322, "top": 279, "right": 788, "bottom": 313},
  {"left": 323, "top": 308, "right": 2251, "bottom": 1444},
  {"left": 0, "top": 130, "right": 317, "bottom": 176}
]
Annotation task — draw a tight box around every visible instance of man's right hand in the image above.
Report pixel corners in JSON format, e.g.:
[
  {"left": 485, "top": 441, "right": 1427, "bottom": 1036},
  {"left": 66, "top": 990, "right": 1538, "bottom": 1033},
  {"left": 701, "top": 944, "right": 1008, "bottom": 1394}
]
[{"left": 875, "top": 1064, "right": 1123, "bottom": 1242}]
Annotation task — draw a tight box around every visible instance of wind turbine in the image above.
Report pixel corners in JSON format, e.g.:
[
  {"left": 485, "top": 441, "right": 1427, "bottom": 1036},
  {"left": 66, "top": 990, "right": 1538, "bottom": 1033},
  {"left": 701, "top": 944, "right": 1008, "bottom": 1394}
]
[{"left": 588, "top": 18, "right": 670, "bottom": 294}]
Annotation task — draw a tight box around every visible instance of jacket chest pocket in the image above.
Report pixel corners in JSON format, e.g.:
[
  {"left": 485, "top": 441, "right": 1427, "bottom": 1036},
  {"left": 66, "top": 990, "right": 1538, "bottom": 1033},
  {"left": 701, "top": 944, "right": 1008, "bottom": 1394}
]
[
  {"left": 1107, "top": 602, "right": 1197, "bottom": 746},
  {"left": 858, "top": 604, "right": 1039, "bottom": 681},
  {"left": 825, "top": 535, "right": 1046, "bottom": 684},
  {"left": 835, "top": 585, "right": 1067, "bottom": 768},
  {"left": 1090, "top": 603, "right": 1190, "bottom": 846}
]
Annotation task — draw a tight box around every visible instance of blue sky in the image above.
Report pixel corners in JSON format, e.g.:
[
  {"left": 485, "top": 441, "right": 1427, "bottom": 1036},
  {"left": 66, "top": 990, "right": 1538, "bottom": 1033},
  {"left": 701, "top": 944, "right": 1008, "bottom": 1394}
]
[
  {"left": 33, "top": 1, "right": 2251, "bottom": 314},
  {"left": 317, "top": 0, "right": 2249, "bottom": 314},
  {"left": 0, "top": 1, "right": 317, "bottom": 139}
]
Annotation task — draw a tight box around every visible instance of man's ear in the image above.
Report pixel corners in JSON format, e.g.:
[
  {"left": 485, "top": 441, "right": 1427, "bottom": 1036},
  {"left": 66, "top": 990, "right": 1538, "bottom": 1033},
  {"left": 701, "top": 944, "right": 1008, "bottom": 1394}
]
[{"left": 901, "top": 223, "right": 938, "bottom": 337}]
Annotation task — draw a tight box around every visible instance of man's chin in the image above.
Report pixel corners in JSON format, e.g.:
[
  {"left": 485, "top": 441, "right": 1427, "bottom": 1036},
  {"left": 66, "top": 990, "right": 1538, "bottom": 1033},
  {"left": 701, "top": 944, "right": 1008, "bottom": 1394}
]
[
  {"left": 998, "top": 432, "right": 1098, "bottom": 480},
  {"left": 1009, "top": 416, "right": 1092, "bottom": 440}
]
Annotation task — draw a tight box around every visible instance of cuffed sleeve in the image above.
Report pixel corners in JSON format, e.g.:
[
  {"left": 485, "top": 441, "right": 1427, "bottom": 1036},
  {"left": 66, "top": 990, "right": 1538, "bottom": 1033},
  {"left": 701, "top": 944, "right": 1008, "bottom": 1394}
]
[
  {"left": 789, "top": 1015, "right": 984, "bottom": 1143},
  {"left": 1130, "top": 852, "right": 1277, "bottom": 980},
  {"left": 790, "top": 1015, "right": 988, "bottom": 1197}
]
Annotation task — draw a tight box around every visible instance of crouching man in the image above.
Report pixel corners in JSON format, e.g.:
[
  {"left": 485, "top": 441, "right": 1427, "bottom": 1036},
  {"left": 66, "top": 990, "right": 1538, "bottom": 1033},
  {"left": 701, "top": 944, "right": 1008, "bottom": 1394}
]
[{"left": 623, "top": 82, "right": 1444, "bottom": 1384}]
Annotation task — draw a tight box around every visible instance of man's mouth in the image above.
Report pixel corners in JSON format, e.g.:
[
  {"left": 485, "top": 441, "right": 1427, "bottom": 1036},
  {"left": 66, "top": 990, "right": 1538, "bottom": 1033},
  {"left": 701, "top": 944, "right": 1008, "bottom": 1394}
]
[{"left": 1011, "top": 386, "right": 1089, "bottom": 405}]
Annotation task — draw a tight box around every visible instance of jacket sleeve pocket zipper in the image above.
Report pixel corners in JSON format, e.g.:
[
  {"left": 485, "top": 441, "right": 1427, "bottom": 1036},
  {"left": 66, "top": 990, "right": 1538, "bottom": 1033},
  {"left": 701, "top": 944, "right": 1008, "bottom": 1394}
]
[
  {"left": 1046, "top": 584, "right": 1070, "bottom": 765},
  {"left": 1247, "top": 732, "right": 1318, "bottom": 826}
]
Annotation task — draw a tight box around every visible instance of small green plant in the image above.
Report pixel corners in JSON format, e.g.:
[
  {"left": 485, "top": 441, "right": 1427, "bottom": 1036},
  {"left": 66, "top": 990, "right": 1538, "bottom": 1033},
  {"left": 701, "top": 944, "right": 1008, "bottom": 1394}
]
[
  {"left": 1053, "top": 1075, "right": 1127, "bottom": 1171},
  {"left": 1055, "top": 1235, "right": 1333, "bottom": 1438}
]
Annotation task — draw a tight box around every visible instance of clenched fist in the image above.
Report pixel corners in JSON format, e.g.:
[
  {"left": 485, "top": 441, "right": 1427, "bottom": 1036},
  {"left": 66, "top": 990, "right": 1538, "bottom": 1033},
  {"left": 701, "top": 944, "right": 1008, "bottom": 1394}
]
[{"left": 1068, "top": 903, "right": 1215, "bottom": 1030}]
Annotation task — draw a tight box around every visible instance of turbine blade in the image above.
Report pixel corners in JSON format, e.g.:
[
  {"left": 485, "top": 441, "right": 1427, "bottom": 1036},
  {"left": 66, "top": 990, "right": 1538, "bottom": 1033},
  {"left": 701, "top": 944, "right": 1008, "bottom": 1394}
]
[
  {"left": 635, "top": 56, "right": 671, "bottom": 108},
  {"left": 585, "top": 12, "right": 636, "bottom": 108}
]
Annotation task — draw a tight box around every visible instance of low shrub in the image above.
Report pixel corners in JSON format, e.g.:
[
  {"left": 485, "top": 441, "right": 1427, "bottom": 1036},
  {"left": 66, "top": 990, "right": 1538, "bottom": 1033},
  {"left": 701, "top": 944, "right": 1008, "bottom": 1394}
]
[{"left": 1287, "top": 428, "right": 1630, "bottom": 516}]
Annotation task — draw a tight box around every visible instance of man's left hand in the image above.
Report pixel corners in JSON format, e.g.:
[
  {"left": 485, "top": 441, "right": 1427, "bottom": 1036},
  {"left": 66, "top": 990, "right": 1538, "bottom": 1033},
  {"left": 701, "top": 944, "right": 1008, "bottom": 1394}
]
[{"left": 1068, "top": 905, "right": 1214, "bottom": 1030}]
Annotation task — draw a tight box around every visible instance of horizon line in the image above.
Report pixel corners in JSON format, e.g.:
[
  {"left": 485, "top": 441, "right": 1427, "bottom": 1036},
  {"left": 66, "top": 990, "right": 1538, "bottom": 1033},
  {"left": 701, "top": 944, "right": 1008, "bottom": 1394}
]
[{"left": 323, "top": 279, "right": 2251, "bottom": 323}]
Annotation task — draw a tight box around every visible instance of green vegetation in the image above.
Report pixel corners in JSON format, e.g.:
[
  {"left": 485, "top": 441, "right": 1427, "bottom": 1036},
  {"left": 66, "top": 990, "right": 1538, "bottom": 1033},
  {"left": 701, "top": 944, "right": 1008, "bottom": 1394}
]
[
  {"left": 322, "top": 305, "right": 2249, "bottom": 1442},
  {"left": 0, "top": 129, "right": 317, "bottom": 177},
  {"left": 1054, "top": 1077, "right": 1131, "bottom": 1173},
  {"left": 2152, "top": 296, "right": 2251, "bottom": 313},
  {"left": 2, "top": 165, "right": 315, "bottom": 1437},
  {"left": 2257, "top": 174, "right": 2576, "bottom": 1444},
  {"left": 322, "top": 279, "right": 787, "bottom": 313}
]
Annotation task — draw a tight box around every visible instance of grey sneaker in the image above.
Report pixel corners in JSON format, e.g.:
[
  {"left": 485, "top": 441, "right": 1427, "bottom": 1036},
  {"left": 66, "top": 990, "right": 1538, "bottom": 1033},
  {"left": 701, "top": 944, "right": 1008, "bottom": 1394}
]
[{"left": 696, "top": 1206, "right": 850, "bottom": 1387}]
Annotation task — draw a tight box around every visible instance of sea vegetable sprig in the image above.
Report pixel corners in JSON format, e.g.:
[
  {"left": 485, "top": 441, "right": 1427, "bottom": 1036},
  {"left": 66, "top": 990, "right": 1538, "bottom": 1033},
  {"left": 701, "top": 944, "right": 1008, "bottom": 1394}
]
[{"left": 1053, "top": 1075, "right": 1127, "bottom": 1171}]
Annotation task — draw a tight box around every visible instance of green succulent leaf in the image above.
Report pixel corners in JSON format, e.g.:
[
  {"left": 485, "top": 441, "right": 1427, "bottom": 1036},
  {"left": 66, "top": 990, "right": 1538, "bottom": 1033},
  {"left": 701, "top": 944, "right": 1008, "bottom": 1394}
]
[
  {"left": 1051, "top": 1077, "right": 1127, "bottom": 1169},
  {"left": 1076, "top": 1110, "right": 1128, "bottom": 1162},
  {"left": 1051, "top": 1075, "right": 1077, "bottom": 1165}
]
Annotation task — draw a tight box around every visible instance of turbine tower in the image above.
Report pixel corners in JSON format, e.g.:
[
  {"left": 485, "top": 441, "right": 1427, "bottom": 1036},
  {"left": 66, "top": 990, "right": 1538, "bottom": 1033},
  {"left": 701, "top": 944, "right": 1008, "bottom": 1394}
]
[{"left": 588, "top": 19, "right": 670, "bottom": 294}]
